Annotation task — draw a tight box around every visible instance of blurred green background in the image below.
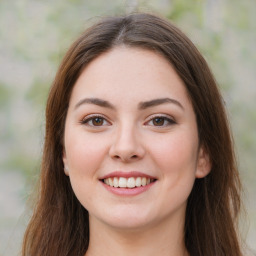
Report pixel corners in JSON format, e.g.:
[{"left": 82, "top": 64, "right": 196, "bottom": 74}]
[{"left": 0, "top": 0, "right": 255, "bottom": 255}]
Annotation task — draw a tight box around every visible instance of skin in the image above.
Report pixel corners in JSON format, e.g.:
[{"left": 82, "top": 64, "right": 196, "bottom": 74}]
[{"left": 63, "top": 46, "right": 211, "bottom": 256}]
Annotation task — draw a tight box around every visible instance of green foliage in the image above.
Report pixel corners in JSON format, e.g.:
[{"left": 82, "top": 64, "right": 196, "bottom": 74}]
[
  {"left": 4, "top": 151, "right": 40, "bottom": 179},
  {"left": 26, "top": 78, "right": 49, "bottom": 107},
  {"left": 167, "top": 0, "right": 204, "bottom": 24},
  {"left": 0, "top": 83, "right": 11, "bottom": 107}
]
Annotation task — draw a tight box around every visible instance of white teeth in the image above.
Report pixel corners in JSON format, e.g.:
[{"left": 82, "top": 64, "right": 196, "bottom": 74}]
[
  {"left": 105, "top": 178, "right": 109, "bottom": 185},
  {"left": 113, "top": 177, "right": 119, "bottom": 187},
  {"left": 127, "top": 177, "right": 135, "bottom": 188},
  {"left": 119, "top": 177, "right": 127, "bottom": 188},
  {"left": 135, "top": 177, "right": 141, "bottom": 187},
  {"left": 103, "top": 177, "right": 154, "bottom": 188}
]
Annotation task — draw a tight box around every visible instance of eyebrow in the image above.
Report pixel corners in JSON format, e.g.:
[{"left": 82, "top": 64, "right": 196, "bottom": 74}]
[
  {"left": 138, "top": 98, "right": 184, "bottom": 110},
  {"left": 74, "top": 98, "right": 115, "bottom": 110},
  {"left": 74, "top": 97, "right": 184, "bottom": 111}
]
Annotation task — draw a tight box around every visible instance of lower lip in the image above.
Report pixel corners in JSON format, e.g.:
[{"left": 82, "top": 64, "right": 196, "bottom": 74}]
[{"left": 101, "top": 181, "right": 156, "bottom": 196}]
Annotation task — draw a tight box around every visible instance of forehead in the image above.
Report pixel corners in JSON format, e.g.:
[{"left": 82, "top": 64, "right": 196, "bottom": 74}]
[{"left": 70, "top": 46, "right": 191, "bottom": 108}]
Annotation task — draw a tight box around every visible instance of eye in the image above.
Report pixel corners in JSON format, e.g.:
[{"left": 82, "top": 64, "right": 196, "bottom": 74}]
[
  {"left": 146, "top": 115, "right": 176, "bottom": 127},
  {"left": 80, "top": 115, "right": 110, "bottom": 127}
]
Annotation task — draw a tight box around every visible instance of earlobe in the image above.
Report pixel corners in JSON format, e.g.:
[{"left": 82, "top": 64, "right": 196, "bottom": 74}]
[
  {"left": 64, "top": 166, "right": 69, "bottom": 176},
  {"left": 63, "top": 150, "right": 69, "bottom": 176},
  {"left": 195, "top": 146, "right": 211, "bottom": 178}
]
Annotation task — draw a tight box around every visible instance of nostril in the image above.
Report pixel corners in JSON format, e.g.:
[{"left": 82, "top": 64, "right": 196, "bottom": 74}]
[{"left": 112, "top": 154, "right": 138, "bottom": 161}]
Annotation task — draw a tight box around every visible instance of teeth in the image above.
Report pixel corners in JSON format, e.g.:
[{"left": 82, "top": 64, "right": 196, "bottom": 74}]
[
  {"left": 105, "top": 178, "right": 110, "bottom": 185},
  {"left": 127, "top": 177, "right": 135, "bottom": 188},
  {"left": 103, "top": 177, "right": 154, "bottom": 188},
  {"left": 119, "top": 177, "right": 127, "bottom": 188},
  {"left": 135, "top": 177, "right": 141, "bottom": 187},
  {"left": 113, "top": 177, "right": 119, "bottom": 187}
]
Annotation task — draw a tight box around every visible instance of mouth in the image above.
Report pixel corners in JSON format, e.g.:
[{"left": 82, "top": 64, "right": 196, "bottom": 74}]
[{"left": 100, "top": 177, "right": 157, "bottom": 189}]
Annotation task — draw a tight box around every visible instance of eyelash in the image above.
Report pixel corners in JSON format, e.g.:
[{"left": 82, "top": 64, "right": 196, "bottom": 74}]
[
  {"left": 145, "top": 115, "right": 176, "bottom": 127},
  {"left": 80, "top": 114, "right": 176, "bottom": 128},
  {"left": 80, "top": 115, "right": 111, "bottom": 127}
]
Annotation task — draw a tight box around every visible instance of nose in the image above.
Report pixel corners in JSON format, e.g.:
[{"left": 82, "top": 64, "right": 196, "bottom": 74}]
[{"left": 109, "top": 124, "right": 145, "bottom": 162}]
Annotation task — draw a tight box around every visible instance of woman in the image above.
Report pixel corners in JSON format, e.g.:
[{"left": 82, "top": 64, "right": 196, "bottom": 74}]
[{"left": 22, "top": 13, "right": 243, "bottom": 256}]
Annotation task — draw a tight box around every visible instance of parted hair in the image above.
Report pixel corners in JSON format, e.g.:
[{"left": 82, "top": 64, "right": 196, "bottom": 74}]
[{"left": 22, "top": 12, "right": 243, "bottom": 256}]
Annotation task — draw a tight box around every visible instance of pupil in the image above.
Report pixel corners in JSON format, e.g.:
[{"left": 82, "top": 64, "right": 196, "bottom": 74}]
[
  {"left": 93, "top": 117, "right": 103, "bottom": 126},
  {"left": 153, "top": 118, "right": 164, "bottom": 126}
]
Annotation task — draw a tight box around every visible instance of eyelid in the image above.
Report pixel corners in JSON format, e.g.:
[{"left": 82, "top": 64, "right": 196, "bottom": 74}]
[
  {"left": 80, "top": 114, "right": 111, "bottom": 126},
  {"left": 144, "top": 114, "right": 176, "bottom": 127}
]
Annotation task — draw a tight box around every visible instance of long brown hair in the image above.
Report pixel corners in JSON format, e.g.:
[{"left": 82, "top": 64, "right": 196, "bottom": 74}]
[{"left": 22, "top": 13, "right": 243, "bottom": 256}]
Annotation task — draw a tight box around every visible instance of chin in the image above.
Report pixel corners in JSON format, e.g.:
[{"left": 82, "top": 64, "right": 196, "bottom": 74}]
[
  {"left": 89, "top": 206, "right": 153, "bottom": 230},
  {"left": 105, "top": 217, "right": 154, "bottom": 231}
]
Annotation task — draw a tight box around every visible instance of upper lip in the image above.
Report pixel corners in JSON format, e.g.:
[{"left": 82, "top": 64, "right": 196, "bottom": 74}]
[{"left": 99, "top": 171, "right": 157, "bottom": 180}]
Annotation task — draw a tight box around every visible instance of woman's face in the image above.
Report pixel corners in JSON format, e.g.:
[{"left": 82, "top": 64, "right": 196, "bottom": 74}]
[{"left": 63, "top": 47, "right": 210, "bottom": 230}]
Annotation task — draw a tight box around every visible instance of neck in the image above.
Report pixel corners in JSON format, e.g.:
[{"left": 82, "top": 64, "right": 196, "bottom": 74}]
[{"left": 85, "top": 214, "right": 188, "bottom": 256}]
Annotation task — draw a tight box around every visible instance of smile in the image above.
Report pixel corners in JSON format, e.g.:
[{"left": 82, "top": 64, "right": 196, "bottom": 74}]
[{"left": 103, "top": 177, "right": 156, "bottom": 188}]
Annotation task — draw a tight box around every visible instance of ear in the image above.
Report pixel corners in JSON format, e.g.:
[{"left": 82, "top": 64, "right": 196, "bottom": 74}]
[
  {"left": 62, "top": 150, "right": 69, "bottom": 176},
  {"left": 195, "top": 146, "right": 211, "bottom": 178}
]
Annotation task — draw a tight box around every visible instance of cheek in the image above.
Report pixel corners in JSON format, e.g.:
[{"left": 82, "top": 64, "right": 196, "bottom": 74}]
[
  {"left": 148, "top": 130, "right": 199, "bottom": 185},
  {"left": 65, "top": 132, "right": 108, "bottom": 176},
  {"left": 65, "top": 133, "right": 108, "bottom": 208},
  {"left": 152, "top": 134, "right": 197, "bottom": 166},
  {"left": 144, "top": 132, "right": 199, "bottom": 217}
]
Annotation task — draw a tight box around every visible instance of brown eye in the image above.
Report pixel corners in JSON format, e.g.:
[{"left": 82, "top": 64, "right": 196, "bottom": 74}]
[
  {"left": 81, "top": 115, "right": 110, "bottom": 127},
  {"left": 146, "top": 115, "right": 176, "bottom": 127},
  {"left": 92, "top": 117, "right": 104, "bottom": 126},
  {"left": 153, "top": 117, "right": 165, "bottom": 126}
]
